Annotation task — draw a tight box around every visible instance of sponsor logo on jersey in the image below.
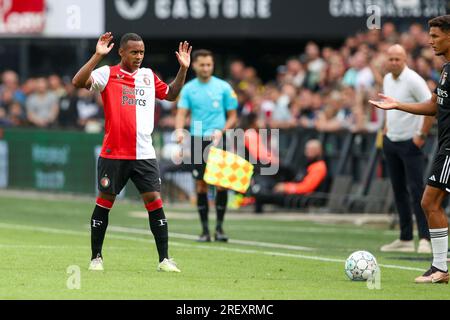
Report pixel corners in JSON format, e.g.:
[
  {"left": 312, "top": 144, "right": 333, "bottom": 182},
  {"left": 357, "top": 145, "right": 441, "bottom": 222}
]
[
  {"left": 429, "top": 175, "right": 436, "bottom": 181},
  {"left": 121, "top": 85, "right": 147, "bottom": 106}
]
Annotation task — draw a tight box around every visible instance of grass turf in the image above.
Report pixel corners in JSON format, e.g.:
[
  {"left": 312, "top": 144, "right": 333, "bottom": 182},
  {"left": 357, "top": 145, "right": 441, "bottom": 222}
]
[{"left": 0, "top": 194, "right": 448, "bottom": 300}]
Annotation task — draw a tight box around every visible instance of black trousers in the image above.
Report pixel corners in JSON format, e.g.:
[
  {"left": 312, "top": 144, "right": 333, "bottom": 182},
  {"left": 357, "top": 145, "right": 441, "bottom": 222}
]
[{"left": 383, "top": 136, "right": 430, "bottom": 240}]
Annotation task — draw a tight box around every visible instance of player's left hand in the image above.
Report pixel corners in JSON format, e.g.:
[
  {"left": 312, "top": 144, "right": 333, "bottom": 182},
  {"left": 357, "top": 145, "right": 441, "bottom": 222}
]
[
  {"left": 176, "top": 41, "right": 192, "bottom": 69},
  {"left": 369, "top": 94, "right": 399, "bottom": 110}
]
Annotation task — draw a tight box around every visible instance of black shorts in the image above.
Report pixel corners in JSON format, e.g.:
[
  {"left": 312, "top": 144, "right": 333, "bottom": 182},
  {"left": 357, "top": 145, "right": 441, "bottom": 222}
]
[
  {"left": 190, "top": 136, "right": 226, "bottom": 180},
  {"left": 97, "top": 157, "right": 161, "bottom": 194},
  {"left": 427, "top": 150, "right": 450, "bottom": 192}
]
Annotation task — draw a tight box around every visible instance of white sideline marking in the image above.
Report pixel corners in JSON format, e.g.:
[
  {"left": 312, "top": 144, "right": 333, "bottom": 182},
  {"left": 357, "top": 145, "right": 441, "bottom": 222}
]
[
  {"left": 206, "top": 225, "right": 397, "bottom": 235},
  {"left": 108, "top": 226, "right": 315, "bottom": 252},
  {"left": 0, "top": 223, "right": 426, "bottom": 272}
]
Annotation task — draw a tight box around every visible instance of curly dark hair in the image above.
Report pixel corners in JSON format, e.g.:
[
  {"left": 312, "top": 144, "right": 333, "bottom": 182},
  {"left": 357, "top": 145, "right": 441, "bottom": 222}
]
[{"left": 428, "top": 15, "right": 450, "bottom": 32}]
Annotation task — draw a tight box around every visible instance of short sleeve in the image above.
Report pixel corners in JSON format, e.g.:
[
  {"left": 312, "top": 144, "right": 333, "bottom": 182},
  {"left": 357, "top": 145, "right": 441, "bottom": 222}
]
[
  {"left": 411, "top": 74, "right": 432, "bottom": 102},
  {"left": 90, "top": 66, "right": 110, "bottom": 92},
  {"left": 223, "top": 83, "right": 238, "bottom": 111},
  {"left": 177, "top": 86, "right": 190, "bottom": 110},
  {"left": 154, "top": 73, "right": 169, "bottom": 100},
  {"left": 382, "top": 74, "right": 388, "bottom": 94}
]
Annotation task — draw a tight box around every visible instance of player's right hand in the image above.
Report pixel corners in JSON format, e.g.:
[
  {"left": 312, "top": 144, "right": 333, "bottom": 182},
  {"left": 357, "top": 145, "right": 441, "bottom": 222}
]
[
  {"left": 96, "top": 32, "right": 114, "bottom": 56},
  {"left": 369, "top": 94, "right": 399, "bottom": 110}
]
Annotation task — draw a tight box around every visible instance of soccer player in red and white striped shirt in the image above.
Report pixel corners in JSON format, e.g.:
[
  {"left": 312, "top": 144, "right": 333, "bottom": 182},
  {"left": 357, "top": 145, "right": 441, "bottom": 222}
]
[{"left": 73, "top": 32, "right": 192, "bottom": 272}]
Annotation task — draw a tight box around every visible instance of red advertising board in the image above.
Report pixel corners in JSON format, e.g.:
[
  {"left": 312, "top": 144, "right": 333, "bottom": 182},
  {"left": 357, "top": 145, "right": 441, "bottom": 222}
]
[{"left": 0, "top": 0, "right": 45, "bottom": 34}]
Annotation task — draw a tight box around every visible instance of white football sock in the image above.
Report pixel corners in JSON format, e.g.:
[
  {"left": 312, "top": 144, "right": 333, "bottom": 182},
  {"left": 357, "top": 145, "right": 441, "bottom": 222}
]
[{"left": 430, "top": 228, "right": 448, "bottom": 272}]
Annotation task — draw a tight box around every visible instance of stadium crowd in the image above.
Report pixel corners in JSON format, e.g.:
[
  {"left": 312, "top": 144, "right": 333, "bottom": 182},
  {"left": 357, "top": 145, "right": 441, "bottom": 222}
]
[{"left": 0, "top": 22, "right": 445, "bottom": 133}]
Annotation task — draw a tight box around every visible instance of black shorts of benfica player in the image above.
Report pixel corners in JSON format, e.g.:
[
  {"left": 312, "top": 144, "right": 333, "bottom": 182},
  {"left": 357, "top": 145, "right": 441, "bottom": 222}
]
[{"left": 427, "top": 62, "right": 450, "bottom": 191}]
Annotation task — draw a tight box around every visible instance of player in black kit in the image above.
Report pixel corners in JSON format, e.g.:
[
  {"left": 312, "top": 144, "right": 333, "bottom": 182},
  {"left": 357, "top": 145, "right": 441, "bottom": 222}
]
[{"left": 370, "top": 15, "right": 450, "bottom": 284}]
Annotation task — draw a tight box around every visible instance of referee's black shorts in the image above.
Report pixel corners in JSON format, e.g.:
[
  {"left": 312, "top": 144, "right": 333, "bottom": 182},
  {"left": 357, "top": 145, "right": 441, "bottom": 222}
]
[
  {"left": 426, "top": 149, "right": 450, "bottom": 192},
  {"left": 97, "top": 157, "right": 161, "bottom": 194}
]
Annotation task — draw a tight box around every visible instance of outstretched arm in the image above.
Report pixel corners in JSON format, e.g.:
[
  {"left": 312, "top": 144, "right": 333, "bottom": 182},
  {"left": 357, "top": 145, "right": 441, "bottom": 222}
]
[
  {"left": 72, "top": 32, "right": 114, "bottom": 89},
  {"left": 369, "top": 93, "right": 438, "bottom": 116},
  {"left": 166, "top": 41, "right": 192, "bottom": 101}
]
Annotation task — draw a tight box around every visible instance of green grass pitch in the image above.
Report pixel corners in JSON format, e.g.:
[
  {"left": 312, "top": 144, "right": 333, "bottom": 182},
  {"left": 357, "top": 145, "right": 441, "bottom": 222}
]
[{"left": 0, "top": 193, "right": 448, "bottom": 300}]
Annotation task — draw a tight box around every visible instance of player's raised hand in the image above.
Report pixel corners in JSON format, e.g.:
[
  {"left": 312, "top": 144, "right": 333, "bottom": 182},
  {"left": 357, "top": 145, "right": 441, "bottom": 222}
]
[
  {"left": 369, "top": 94, "right": 400, "bottom": 110},
  {"left": 175, "top": 41, "right": 192, "bottom": 69},
  {"left": 96, "top": 32, "right": 114, "bottom": 56}
]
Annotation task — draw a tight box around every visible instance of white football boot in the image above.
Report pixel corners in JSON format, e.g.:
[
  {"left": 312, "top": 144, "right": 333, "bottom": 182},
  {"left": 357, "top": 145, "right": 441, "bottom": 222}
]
[
  {"left": 157, "top": 258, "right": 181, "bottom": 273},
  {"left": 88, "top": 256, "right": 104, "bottom": 271}
]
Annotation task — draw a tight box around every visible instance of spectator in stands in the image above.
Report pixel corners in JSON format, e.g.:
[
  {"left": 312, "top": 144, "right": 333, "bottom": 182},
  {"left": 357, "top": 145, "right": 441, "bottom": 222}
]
[
  {"left": 293, "top": 89, "right": 316, "bottom": 128},
  {"left": 275, "top": 65, "right": 288, "bottom": 85},
  {"left": 302, "top": 41, "right": 326, "bottom": 91},
  {"left": 57, "top": 79, "right": 79, "bottom": 129},
  {"left": 7, "top": 101, "right": 25, "bottom": 126},
  {"left": 353, "top": 51, "right": 375, "bottom": 91},
  {"left": 0, "top": 103, "right": 7, "bottom": 126},
  {"left": 21, "top": 77, "right": 37, "bottom": 96},
  {"left": 254, "top": 83, "right": 274, "bottom": 119},
  {"left": 76, "top": 88, "right": 102, "bottom": 132},
  {"left": 285, "top": 57, "right": 306, "bottom": 88},
  {"left": 0, "top": 70, "right": 26, "bottom": 106},
  {"left": 269, "top": 83, "right": 297, "bottom": 129},
  {"left": 315, "top": 91, "right": 352, "bottom": 132},
  {"left": 1, "top": 86, "right": 15, "bottom": 111},
  {"left": 25, "top": 77, "right": 59, "bottom": 128},
  {"left": 381, "top": 22, "right": 399, "bottom": 43},
  {"left": 253, "top": 139, "right": 327, "bottom": 213},
  {"left": 48, "top": 74, "right": 66, "bottom": 99},
  {"left": 228, "top": 59, "right": 246, "bottom": 89}
]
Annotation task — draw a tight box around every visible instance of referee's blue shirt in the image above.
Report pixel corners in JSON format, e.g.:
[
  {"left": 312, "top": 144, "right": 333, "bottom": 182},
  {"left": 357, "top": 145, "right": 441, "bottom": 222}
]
[{"left": 178, "top": 76, "right": 238, "bottom": 137}]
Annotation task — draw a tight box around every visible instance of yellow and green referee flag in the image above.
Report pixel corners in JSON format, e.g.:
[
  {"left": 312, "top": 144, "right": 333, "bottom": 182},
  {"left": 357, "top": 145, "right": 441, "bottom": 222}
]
[{"left": 204, "top": 147, "right": 254, "bottom": 193}]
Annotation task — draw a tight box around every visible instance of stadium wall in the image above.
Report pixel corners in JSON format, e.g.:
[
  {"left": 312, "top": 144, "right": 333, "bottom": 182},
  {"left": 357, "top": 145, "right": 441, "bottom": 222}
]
[{"left": 0, "top": 128, "right": 163, "bottom": 197}]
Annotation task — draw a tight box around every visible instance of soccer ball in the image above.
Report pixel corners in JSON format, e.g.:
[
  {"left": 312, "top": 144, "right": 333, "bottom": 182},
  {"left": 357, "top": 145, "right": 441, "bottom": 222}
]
[{"left": 345, "top": 250, "right": 378, "bottom": 281}]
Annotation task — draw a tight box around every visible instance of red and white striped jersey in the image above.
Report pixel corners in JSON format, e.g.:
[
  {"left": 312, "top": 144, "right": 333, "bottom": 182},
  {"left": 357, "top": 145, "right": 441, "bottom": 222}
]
[{"left": 90, "top": 64, "right": 169, "bottom": 160}]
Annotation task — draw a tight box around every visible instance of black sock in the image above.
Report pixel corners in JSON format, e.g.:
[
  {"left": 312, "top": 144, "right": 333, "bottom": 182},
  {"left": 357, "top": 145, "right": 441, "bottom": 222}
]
[
  {"left": 91, "top": 205, "right": 110, "bottom": 260},
  {"left": 148, "top": 207, "right": 169, "bottom": 263},
  {"left": 216, "top": 190, "right": 228, "bottom": 232},
  {"left": 197, "top": 192, "right": 209, "bottom": 234}
]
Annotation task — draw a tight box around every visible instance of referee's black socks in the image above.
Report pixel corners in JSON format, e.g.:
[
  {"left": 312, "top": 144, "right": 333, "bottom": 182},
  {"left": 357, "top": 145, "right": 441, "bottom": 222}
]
[
  {"left": 197, "top": 192, "right": 209, "bottom": 234},
  {"left": 146, "top": 198, "right": 169, "bottom": 263},
  {"left": 91, "top": 198, "right": 113, "bottom": 260},
  {"left": 215, "top": 190, "right": 228, "bottom": 232}
]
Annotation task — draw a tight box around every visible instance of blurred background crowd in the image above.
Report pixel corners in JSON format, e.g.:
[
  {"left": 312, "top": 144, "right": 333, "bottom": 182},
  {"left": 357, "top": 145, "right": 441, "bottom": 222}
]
[{"left": 0, "top": 22, "right": 445, "bottom": 133}]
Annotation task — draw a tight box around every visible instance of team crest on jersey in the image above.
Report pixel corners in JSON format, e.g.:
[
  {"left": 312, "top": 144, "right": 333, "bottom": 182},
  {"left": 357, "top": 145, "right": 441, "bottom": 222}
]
[
  {"left": 100, "top": 176, "right": 111, "bottom": 188},
  {"left": 143, "top": 76, "right": 151, "bottom": 86},
  {"left": 440, "top": 72, "right": 448, "bottom": 86}
]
